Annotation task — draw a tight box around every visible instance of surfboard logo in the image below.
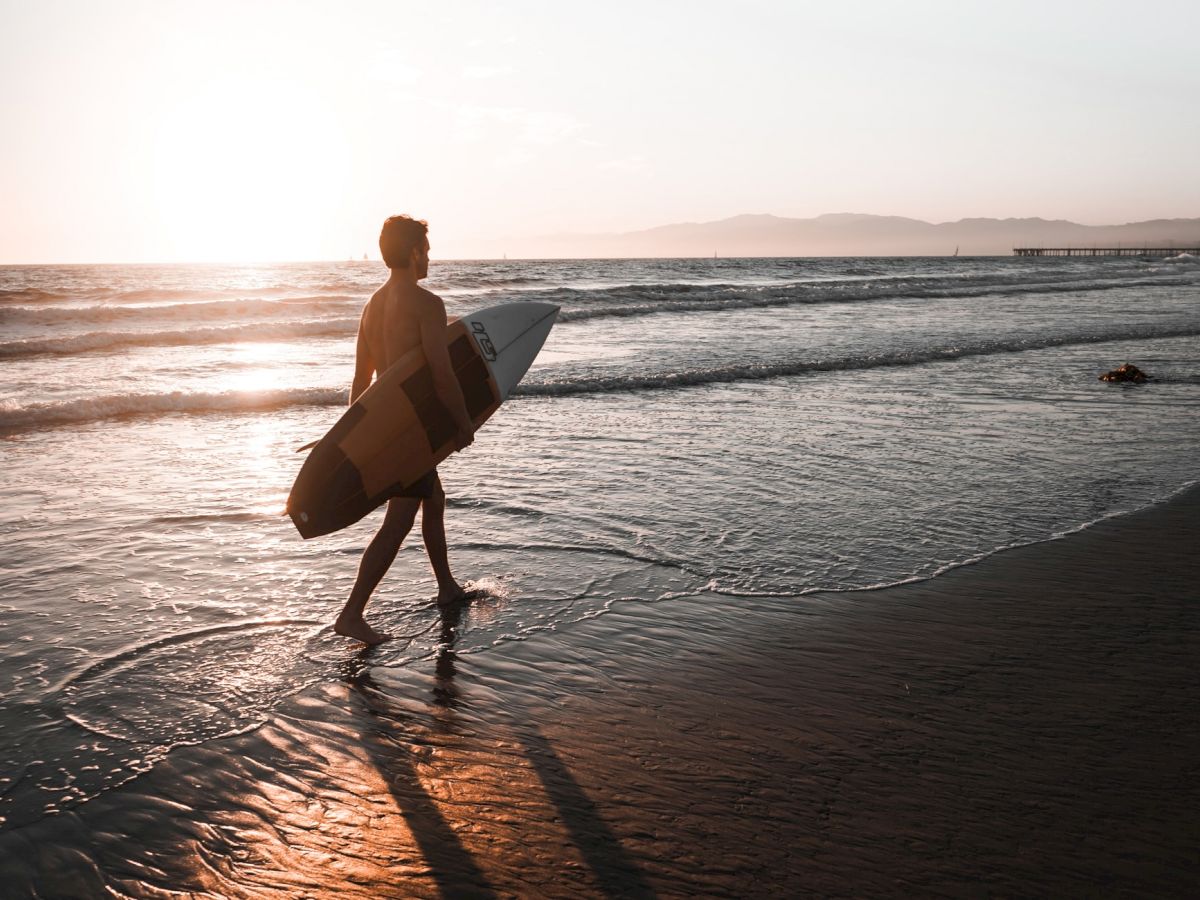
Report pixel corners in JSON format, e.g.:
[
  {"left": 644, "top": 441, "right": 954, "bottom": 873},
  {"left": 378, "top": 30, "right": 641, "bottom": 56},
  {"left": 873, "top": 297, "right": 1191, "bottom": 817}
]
[{"left": 471, "top": 322, "right": 497, "bottom": 361}]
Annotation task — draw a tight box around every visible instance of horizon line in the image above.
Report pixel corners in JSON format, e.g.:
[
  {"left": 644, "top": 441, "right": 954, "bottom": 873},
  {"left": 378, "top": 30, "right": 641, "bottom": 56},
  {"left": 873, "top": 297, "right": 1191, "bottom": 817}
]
[
  {"left": 1, "top": 252, "right": 1030, "bottom": 267},
  {"left": 4, "top": 212, "right": 1196, "bottom": 266}
]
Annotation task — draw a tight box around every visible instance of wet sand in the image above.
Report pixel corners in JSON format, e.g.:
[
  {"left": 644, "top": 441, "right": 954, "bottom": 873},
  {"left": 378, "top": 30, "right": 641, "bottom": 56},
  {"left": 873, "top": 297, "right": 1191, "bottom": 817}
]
[{"left": 3, "top": 487, "right": 1198, "bottom": 898}]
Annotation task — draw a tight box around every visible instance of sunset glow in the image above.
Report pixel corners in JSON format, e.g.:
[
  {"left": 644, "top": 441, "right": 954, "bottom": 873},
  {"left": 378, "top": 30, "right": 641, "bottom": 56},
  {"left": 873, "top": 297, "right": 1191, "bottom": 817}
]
[
  {"left": 150, "top": 76, "right": 352, "bottom": 262},
  {"left": 2, "top": 0, "right": 1198, "bottom": 262}
]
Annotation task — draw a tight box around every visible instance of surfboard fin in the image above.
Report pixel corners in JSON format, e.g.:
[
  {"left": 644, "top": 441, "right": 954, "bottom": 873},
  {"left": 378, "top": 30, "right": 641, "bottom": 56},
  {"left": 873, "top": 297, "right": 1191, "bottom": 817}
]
[{"left": 295, "top": 440, "right": 319, "bottom": 453}]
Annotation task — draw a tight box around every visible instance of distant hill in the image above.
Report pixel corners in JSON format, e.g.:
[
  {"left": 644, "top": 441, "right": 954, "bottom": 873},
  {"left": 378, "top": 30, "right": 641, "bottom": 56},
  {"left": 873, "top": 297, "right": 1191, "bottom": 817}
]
[{"left": 489, "top": 214, "right": 1200, "bottom": 258}]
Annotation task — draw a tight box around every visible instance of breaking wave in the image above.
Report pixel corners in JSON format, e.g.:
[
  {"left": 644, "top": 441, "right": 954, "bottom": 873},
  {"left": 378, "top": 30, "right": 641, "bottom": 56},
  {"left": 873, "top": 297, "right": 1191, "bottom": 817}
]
[
  {"left": 6, "top": 324, "right": 1196, "bottom": 432},
  {"left": 0, "top": 318, "right": 358, "bottom": 358},
  {"left": 0, "top": 295, "right": 359, "bottom": 327},
  {"left": 551, "top": 274, "right": 1192, "bottom": 322},
  {"left": 5, "top": 269, "right": 1196, "bottom": 357},
  {"left": 0, "top": 387, "right": 345, "bottom": 432},
  {"left": 517, "top": 324, "right": 1200, "bottom": 396}
]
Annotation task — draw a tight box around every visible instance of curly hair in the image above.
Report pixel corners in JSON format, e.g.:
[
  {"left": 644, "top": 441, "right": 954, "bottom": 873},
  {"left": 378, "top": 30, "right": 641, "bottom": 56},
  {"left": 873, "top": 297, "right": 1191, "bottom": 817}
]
[{"left": 379, "top": 215, "right": 428, "bottom": 269}]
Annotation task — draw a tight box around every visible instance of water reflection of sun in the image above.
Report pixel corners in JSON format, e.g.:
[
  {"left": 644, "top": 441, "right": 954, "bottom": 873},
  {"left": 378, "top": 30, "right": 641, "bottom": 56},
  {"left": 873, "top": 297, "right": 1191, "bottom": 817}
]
[
  {"left": 240, "top": 415, "right": 293, "bottom": 509},
  {"left": 218, "top": 342, "right": 294, "bottom": 394},
  {"left": 218, "top": 346, "right": 302, "bottom": 516}
]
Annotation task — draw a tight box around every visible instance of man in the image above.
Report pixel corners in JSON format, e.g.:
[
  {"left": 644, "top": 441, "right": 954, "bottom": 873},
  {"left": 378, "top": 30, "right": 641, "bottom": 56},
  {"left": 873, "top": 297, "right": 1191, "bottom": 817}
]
[{"left": 334, "top": 215, "right": 475, "bottom": 646}]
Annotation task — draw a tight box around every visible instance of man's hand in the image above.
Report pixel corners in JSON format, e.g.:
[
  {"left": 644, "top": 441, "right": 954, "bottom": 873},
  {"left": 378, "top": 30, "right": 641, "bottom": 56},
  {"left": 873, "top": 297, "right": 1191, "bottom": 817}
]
[{"left": 453, "top": 424, "right": 474, "bottom": 452}]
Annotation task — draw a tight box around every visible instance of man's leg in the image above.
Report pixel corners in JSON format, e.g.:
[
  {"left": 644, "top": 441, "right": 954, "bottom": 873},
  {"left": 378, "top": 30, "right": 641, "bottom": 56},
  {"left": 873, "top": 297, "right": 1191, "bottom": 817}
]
[
  {"left": 335, "top": 496, "right": 421, "bottom": 644},
  {"left": 421, "top": 475, "right": 467, "bottom": 605}
]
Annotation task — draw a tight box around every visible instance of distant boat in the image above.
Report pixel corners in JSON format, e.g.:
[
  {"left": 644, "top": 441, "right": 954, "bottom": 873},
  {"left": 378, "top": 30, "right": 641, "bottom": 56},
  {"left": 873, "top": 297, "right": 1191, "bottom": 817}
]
[{"left": 953, "top": 246, "right": 959, "bottom": 257}]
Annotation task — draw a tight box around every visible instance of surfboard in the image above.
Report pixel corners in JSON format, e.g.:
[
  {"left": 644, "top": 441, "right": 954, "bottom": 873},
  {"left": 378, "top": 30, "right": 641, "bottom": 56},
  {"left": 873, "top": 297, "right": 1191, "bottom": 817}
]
[{"left": 287, "top": 302, "right": 559, "bottom": 539}]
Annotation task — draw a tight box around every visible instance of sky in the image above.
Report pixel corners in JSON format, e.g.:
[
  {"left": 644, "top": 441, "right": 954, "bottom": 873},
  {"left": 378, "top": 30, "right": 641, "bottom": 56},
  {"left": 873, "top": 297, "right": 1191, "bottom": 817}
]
[{"left": 1, "top": 0, "right": 1197, "bottom": 263}]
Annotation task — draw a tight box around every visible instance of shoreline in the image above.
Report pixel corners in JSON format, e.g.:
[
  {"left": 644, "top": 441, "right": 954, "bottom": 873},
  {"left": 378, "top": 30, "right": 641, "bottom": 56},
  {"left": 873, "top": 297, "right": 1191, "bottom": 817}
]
[
  {"left": 820, "top": 477, "right": 1200, "bottom": 600},
  {"left": 3, "top": 486, "right": 1198, "bottom": 896}
]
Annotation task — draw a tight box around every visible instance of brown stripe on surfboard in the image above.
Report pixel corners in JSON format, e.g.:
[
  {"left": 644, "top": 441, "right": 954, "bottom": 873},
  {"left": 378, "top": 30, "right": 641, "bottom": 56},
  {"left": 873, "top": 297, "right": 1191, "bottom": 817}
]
[
  {"left": 449, "top": 334, "right": 497, "bottom": 418},
  {"left": 402, "top": 366, "right": 457, "bottom": 452}
]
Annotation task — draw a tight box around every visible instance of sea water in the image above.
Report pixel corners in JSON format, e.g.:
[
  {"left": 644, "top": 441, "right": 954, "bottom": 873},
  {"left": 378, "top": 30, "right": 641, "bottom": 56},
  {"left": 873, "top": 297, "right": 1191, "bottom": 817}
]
[{"left": 1, "top": 255, "right": 1198, "bottom": 827}]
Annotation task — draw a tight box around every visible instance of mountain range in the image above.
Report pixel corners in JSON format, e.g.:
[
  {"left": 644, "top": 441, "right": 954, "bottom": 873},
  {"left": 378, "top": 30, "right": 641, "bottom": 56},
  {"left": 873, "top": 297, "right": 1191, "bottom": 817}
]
[{"left": 489, "top": 214, "right": 1200, "bottom": 258}]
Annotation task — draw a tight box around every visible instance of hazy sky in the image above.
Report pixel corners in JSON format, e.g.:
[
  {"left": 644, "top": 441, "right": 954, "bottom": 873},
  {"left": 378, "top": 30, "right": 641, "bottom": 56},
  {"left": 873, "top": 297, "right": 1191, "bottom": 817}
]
[{"left": 2, "top": 0, "right": 1197, "bottom": 262}]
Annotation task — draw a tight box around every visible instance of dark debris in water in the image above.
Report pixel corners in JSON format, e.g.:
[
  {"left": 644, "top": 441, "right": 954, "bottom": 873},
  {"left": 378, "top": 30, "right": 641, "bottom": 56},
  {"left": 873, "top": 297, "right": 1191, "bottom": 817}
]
[{"left": 1099, "top": 362, "right": 1149, "bottom": 383}]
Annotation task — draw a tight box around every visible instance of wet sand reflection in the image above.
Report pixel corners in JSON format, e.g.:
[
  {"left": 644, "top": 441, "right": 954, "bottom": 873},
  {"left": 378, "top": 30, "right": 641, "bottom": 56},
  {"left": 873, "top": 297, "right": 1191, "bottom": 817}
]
[
  {"left": 343, "top": 598, "right": 655, "bottom": 898},
  {"left": 11, "top": 487, "right": 1196, "bottom": 895},
  {"left": 342, "top": 626, "right": 496, "bottom": 897}
]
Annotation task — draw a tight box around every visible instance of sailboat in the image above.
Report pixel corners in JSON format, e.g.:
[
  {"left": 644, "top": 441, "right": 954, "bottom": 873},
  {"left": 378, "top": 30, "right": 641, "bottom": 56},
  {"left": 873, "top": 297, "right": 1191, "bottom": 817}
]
[{"left": 953, "top": 246, "right": 959, "bottom": 257}]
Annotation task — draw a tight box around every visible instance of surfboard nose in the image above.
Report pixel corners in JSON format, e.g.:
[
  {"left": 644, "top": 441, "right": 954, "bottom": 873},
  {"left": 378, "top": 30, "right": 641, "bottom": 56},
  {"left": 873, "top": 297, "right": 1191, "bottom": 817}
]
[{"left": 464, "top": 302, "right": 559, "bottom": 400}]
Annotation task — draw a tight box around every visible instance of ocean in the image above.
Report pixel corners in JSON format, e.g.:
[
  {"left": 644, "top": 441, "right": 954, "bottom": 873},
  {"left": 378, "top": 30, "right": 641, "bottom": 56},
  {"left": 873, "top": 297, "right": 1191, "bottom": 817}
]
[{"left": 2, "top": 254, "right": 1199, "bottom": 836}]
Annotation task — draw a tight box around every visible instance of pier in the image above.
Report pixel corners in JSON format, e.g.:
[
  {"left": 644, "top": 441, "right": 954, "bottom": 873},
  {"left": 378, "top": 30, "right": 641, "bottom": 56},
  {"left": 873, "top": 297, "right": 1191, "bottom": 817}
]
[{"left": 1013, "top": 247, "right": 1198, "bottom": 258}]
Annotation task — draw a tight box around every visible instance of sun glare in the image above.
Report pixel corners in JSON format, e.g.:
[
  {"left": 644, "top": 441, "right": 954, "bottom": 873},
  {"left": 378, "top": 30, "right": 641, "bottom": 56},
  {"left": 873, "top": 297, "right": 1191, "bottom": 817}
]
[
  {"left": 219, "top": 342, "right": 295, "bottom": 393},
  {"left": 152, "top": 76, "right": 350, "bottom": 262}
]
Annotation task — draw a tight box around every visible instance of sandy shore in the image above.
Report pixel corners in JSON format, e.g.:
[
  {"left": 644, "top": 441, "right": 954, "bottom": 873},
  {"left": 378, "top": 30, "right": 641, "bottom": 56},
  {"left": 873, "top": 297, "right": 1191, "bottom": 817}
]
[{"left": 3, "top": 487, "right": 1198, "bottom": 897}]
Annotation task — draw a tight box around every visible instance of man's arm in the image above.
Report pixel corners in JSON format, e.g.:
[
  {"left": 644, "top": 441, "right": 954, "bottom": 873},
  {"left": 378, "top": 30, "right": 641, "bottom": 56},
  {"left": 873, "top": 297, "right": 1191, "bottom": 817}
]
[
  {"left": 349, "top": 308, "right": 375, "bottom": 405},
  {"left": 418, "top": 292, "right": 475, "bottom": 450}
]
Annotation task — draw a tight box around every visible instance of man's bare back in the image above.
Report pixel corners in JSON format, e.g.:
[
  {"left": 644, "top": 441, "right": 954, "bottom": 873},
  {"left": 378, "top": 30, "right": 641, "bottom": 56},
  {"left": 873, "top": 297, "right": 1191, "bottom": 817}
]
[{"left": 359, "top": 282, "right": 436, "bottom": 375}]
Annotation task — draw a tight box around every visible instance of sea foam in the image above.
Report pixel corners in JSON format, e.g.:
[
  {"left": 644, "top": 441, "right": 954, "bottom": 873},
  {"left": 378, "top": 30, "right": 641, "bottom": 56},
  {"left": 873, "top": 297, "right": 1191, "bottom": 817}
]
[
  {"left": 0, "top": 319, "right": 358, "bottom": 358},
  {"left": 5, "top": 323, "right": 1196, "bottom": 432},
  {"left": 0, "top": 387, "right": 345, "bottom": 431}
]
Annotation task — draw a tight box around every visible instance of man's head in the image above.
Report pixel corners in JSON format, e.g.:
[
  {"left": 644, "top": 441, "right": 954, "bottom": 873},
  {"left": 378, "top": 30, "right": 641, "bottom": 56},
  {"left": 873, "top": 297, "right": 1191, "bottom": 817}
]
[{"left": 379, "top": 215, "right": 430, "bottom": 278}]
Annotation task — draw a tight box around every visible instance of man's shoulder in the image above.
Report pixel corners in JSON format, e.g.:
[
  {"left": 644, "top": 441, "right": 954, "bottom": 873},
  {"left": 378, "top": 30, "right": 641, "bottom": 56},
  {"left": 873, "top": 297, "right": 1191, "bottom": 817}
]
[
  {"left": 362, "top": 283, "right": 445, "bottom": 322},
  {"left": 362, "top": 284, "right": 389, "bottom": 313},
  {"left": 411, "top": 285, "right": 448, "bottom": 318},
  {"left": 413, "top": 284, "right": 444, "bottom": 306}
]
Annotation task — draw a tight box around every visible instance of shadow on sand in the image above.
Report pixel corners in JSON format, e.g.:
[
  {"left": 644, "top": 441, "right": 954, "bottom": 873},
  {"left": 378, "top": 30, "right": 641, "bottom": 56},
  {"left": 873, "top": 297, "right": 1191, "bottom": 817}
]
[{"left": 342, "top": 598, "right": 656, "bottom": 898}]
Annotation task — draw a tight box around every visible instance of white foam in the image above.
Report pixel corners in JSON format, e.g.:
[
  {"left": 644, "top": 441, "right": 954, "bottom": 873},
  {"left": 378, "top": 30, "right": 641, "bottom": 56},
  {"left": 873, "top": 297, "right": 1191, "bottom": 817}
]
[
  {"left": 518, "top": 323, "right": 1200, "bottom": 397},
  {"left": 4, "top": 321, "right": 1198, "bottom": 432},
  {"left": 0, "top": 295, "right": 359, "bottom": 327},
  {"left": 0, "top": 386, "right": 345, "bottom": 432},
  {"left": 552, "top": 274, "right": 1189, "bottom": 323},
  {"left": 0, "top": 318, "right": 357, "bottom": 359}
]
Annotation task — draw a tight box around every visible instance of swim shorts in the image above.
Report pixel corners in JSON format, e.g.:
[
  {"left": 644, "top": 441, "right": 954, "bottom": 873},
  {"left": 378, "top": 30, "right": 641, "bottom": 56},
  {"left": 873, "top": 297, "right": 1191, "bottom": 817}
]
[{"left": 386, "top": 468, "right": 439, "bottom": 500}]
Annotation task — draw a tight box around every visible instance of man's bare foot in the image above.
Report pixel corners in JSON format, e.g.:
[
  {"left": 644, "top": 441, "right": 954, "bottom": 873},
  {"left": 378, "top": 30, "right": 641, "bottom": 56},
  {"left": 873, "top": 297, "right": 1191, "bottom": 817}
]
[
  {"left": 437, "top": 580, "right": 469, "bottom": 607},
  {"left": 334, "top": 616, "right": 391, "bottom": 646}
]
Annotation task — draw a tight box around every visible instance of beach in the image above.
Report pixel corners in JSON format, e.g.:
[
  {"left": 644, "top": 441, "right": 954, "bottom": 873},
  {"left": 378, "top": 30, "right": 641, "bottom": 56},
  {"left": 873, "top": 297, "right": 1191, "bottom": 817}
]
[
  {"left": 1, "top": 255, "right": 1198, "bottom": 896},
  {"left": 2, "top": 483, "right": 1197, "bottom": 897}
]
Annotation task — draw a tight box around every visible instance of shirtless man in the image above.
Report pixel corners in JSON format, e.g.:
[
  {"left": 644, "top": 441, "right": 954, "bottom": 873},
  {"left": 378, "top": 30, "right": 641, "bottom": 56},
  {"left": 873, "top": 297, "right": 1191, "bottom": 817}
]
[{"left": 334, "top": 215, "right": 474, "bottom": 646}]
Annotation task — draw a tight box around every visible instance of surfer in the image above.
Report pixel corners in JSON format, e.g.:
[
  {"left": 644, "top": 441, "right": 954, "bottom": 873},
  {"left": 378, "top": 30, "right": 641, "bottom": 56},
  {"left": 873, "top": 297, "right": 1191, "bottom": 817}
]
[{"left": 334, "top": 215, "right": 475, "bottom": 645}]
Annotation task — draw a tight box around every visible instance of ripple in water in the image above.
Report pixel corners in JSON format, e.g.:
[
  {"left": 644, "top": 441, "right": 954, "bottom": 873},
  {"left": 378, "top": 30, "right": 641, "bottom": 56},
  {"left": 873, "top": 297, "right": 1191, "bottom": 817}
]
[{"left": 60, "top": 620, "right": 327, "bottom": 745}]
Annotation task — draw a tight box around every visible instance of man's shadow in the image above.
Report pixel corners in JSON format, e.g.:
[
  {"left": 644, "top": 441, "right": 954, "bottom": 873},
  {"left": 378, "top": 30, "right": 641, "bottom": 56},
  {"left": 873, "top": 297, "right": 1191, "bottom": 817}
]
[
  {"left": 343, "top": 595, "right": 656, "bottom": 899},
  {"left": 342, "top": 599, "right": 495, "bottom": 898}
]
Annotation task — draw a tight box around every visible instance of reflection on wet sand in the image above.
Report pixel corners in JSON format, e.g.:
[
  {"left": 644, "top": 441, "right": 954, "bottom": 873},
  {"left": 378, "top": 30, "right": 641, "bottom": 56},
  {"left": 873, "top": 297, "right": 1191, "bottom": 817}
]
[
  {"left": 431, "top": 598, "right": 465, "bottom": 714},
  {"left": 4, "top": 488, "right": 1197, "bottom": 895},
  {"left": 344, "top": 597, "right": 655, "bottom": 898},
  {"left": 0, "top": 595, "right": 654, "bottom": 898},
  {"left": 342, "top": 608, "right": 497, "bottom": 899}
]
